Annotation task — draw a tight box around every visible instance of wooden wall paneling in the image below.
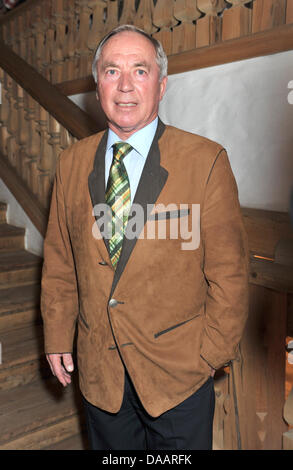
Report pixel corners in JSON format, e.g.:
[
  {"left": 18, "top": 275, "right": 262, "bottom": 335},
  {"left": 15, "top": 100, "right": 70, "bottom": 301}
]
[
  {"left": 287, "top": 0, "right": 293, "bottom": 23},
  {"left": 87, "top": 0, "right": 107, "bottom": 55},
  {"left": 172, "top": 0, "right": 201, "bottom": 54},
  {"left": 74, "top": 0, "right": 92, "bottom": 80},
  {"left": 14, "top": 14, "right": 22, "bottom": 58},
  {"left": 252, "top": 0, "right": 287, "bottom": 33},
  {"left": 119, "top": 0, "right": 136, "bottom": 25},
  {"left": 222, "top": 0, "right": 252, "bottom": 41},
  {"left": 231, "top": 284, "right": 288, "bottom": 449},
  {"left": 250, "top": 257, "right": 293, "bottom": 294},
  {"left": 62, "top": 1, "right": 78, "bottom": 83},
  {"left": 134, "top": 0, "right": 154, "bottom": 34},
  {"left": 11, "top": 9, "right": 21, "bottom": 57},
  {"left": 50, "top": 0, "right": 67, "bottom": 84},
  {"left": 0, "top": 0, "right": 39, "bottom": 25},
  {"left": 25, "top": 94, "right": 40, "bottom": 197},
  {"left": 213, "top": 371, "right": 239, "bottom": 450},
  {"left": 27, "top": 8, "right": 37, "bottom": 69},
  {"left": 38, "top": 2, "right": 50, "bottom": 81},
  {"left": 288, "top": 294, "right": 293, "bottom": 338},
  {"left": 17, "top": 14, "right": 26, "bottom": 59},
  {"left": 14, "top": 84, "right": 25, "bottom": 176},
  {"left": 104, "top": 0, "right": 119, "bottom": 35},
  {"left": 16, "top": 86, "right": 30, "bottom": 181},
  {"left": 48, "top": 115, "right": 63, "bottom": 178},
  {"left": 242, "top": 207, "right": 293, "bottom": 260},
  {"left": 33, "top": 6, "right": 45, "bottom": 78},
  {"left": 213, "top": 372, "right": 229, "bottom": 449},
  {"left": 44, "top": 5, "right": 56, "bottom": 83},
  {"left": 195, "top": 0, "right": 225, "bottom": 48},
  {"left": 36, "top": 106, "right": 53, "bottom": 208},
  {"left": 152, "top": 0, "right": 177, "bottom": 56},
  {"left": 20, "top": 89, "right": 31, "bottom": 190},
  {"left": 4, "top": 73, "right": 17, "bottom": 169},
  {"left": 1, "top": 14, "right": 11, "bottom": 47},
  {"left": 0, "top": 69, "right": 9, "bottom": 154}
]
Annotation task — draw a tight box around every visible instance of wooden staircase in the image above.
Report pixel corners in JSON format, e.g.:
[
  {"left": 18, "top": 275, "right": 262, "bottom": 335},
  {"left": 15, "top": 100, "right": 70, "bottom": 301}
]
[{"left": 0, "top": 202, "right": 88, "bottom": 450}]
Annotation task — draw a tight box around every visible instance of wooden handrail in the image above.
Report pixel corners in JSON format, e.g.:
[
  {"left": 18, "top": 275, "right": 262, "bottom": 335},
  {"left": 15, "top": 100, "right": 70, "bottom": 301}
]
[
  {"left": 167, "top": 23, "right": 293, "bottom": 76},
  {"left": 0, "top": 150, "right": 48, "bottom": 237},
  {"left": 0, "top": 40, "right": 104, "bottom": 139}
]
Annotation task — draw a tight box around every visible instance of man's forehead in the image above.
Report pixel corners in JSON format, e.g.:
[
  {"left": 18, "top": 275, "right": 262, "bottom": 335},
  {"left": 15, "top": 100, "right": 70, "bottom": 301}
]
[{"left": 99, "top": 31, "right": 157, "bottom": 61}]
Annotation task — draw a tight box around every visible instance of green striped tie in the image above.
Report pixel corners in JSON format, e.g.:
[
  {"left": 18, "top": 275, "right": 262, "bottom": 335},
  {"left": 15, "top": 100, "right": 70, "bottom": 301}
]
[{"left": 106, "top": 142, "right": 132, "bottom": 269}]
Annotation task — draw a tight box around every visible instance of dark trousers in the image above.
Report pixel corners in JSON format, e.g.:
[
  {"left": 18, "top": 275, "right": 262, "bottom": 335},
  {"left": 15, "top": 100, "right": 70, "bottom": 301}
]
[{"left": 82, "top": 370, "right": 215, "bottom": 450}]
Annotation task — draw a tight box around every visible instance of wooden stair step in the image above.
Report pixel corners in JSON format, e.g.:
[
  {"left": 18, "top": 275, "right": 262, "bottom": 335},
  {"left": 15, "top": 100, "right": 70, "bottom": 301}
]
[
  {"left": 0, "top": 203, "right": 7, "bottom": 223},
  {"left": 0, "top": 283, "right": 41, "bottom": 331},
  {"left": 0, "top": 223, "right": 25, "bottom": 251},
  {"left": 0, "top": 377, "right": 82, "bottom": 449},
  {"left": 0, "top": 250, "right": 42, "bottom": 284},
  {"left": 43, "top": 431, "right": 89, "bottom": 450},
  {"left": 0, "top": 324, "right": 48, "bottom": 391},
  {"left": 0, "top": 279, "right": 41, "bottom": 290}
]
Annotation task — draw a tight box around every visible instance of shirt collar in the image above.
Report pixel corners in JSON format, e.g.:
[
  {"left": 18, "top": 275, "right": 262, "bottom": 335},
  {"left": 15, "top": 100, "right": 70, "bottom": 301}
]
[{"left": 106, "top": 117, "right": 158, "bottom": 160}]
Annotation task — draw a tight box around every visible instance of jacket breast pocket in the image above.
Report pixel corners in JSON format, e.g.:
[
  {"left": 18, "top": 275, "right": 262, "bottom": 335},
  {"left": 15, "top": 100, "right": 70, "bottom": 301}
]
[
  {"left": 145, "top": 208, "right": 192, "bottom": 242},
  {"left": 148, "top": 208, "right": 190, "bottom": 221}
]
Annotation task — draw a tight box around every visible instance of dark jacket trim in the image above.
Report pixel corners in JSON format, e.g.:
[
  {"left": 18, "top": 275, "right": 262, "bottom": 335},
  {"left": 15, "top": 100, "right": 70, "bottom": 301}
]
[{"left": 154, "top": 314, "right": 200, "bottom": 339}]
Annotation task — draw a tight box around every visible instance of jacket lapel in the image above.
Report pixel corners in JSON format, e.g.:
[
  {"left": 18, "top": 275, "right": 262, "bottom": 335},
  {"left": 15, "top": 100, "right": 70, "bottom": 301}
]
[
  {"left": 88, "top": 129, "right": 111, "bottom": 263},
  {"left": 111, "top": 119, "right": 168, "bottom": 297},
  {"left": 88, "top": 119, "right": 168, "bottom": 296}
]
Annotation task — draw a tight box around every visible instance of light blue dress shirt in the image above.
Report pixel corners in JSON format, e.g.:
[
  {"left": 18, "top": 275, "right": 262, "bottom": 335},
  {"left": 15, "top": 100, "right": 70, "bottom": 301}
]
[{"left": 105, "top": 117, "right": 158, "bottom": 204}]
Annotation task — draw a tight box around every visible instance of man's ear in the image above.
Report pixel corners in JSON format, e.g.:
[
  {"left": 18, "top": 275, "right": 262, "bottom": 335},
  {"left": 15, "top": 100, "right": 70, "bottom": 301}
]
[{"left": 159, "top": 76, "right": 168, "bottom": 101}]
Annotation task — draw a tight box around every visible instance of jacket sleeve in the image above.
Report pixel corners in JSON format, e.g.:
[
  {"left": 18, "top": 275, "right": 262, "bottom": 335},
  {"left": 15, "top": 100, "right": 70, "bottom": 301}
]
[
  {"left": 41, "top": 151, "right": 79, "bottom": 354},
  {"left": 200, "top": 148, "right": 250, "bottom": 370}
]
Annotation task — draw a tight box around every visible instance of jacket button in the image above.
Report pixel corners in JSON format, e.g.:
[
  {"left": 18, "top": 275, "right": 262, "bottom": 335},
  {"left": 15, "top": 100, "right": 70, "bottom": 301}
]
[
  {"left": 109, "top": 298, "right": 118, "bottom": 308},
  {"left": 99, "top": 260, "right": 108, "bottom": 265}
]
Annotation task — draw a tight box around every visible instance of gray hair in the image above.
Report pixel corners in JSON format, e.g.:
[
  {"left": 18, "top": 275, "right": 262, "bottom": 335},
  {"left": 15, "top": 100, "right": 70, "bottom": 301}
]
[{"left": 92, "top": 24, "right": 168, "bottom": 84}]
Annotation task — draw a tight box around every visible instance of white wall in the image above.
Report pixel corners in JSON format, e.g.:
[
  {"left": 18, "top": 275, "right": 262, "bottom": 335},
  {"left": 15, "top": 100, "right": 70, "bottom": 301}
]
[
  {"left": 159, "top": 50, "right": 293, "bottom": 212},
  {"left": 70, "top": 50, "right": 293, "bottom": 213}
]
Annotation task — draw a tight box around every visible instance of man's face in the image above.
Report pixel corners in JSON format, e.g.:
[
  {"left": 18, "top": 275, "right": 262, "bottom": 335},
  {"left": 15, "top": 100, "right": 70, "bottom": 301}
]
[{"left": 96, "top": 31, "right": 168, "bottom": 140}]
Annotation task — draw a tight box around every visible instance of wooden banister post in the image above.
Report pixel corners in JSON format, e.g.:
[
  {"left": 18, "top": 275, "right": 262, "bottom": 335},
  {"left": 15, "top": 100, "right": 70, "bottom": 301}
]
[
  {"left": 152, "top": 0, "right": 178, "bottom": 56},
  {"left": 0, "top": 40, "right": 101, "bottom": 138},
  {"left": 222, "top": 0, "right": 252, "bottom": 41},
  {"left": 252, "top": 0, "right": 287, "bottom": 33},
  {"left": 196, "top": 0, "right": 225, "bottom": 48},
  {"left": 172, "top": 0, "right": 201, "bottom": 54},
  {"left": 134, "top": 0, "right": 154, "bottom": 35}
]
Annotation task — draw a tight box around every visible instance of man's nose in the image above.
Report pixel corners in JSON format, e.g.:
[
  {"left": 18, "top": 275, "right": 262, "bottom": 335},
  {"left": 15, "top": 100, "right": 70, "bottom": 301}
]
[{"left": 118, "top": 72, "right": 134, "bottom": 92}]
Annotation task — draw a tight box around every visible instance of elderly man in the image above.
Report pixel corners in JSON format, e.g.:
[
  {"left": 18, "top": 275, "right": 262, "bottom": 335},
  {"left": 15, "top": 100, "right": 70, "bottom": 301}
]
[{"left": 41, "top": 24, "right": 249, "bottom": 450}]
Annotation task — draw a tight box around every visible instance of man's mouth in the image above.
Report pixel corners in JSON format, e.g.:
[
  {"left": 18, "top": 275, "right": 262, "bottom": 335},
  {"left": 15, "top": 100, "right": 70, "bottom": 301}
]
[{"left": 116, "top": 102, "right": 137, "bottom": 107}]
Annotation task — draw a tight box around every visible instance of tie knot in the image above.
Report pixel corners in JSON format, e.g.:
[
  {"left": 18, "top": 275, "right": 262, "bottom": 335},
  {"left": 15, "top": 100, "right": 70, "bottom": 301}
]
[{"left": 112, "top": 142, "right": 133, "bottom": 162}]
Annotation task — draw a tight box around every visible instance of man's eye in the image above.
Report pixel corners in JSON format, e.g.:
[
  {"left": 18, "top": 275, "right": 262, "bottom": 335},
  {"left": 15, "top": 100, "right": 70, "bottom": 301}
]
[
  {"left": 137, "top": 69, "right": 146, "bottom": 76},
  {"left": 107, "top": 69, "right": 116, "bottom": 75}
]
